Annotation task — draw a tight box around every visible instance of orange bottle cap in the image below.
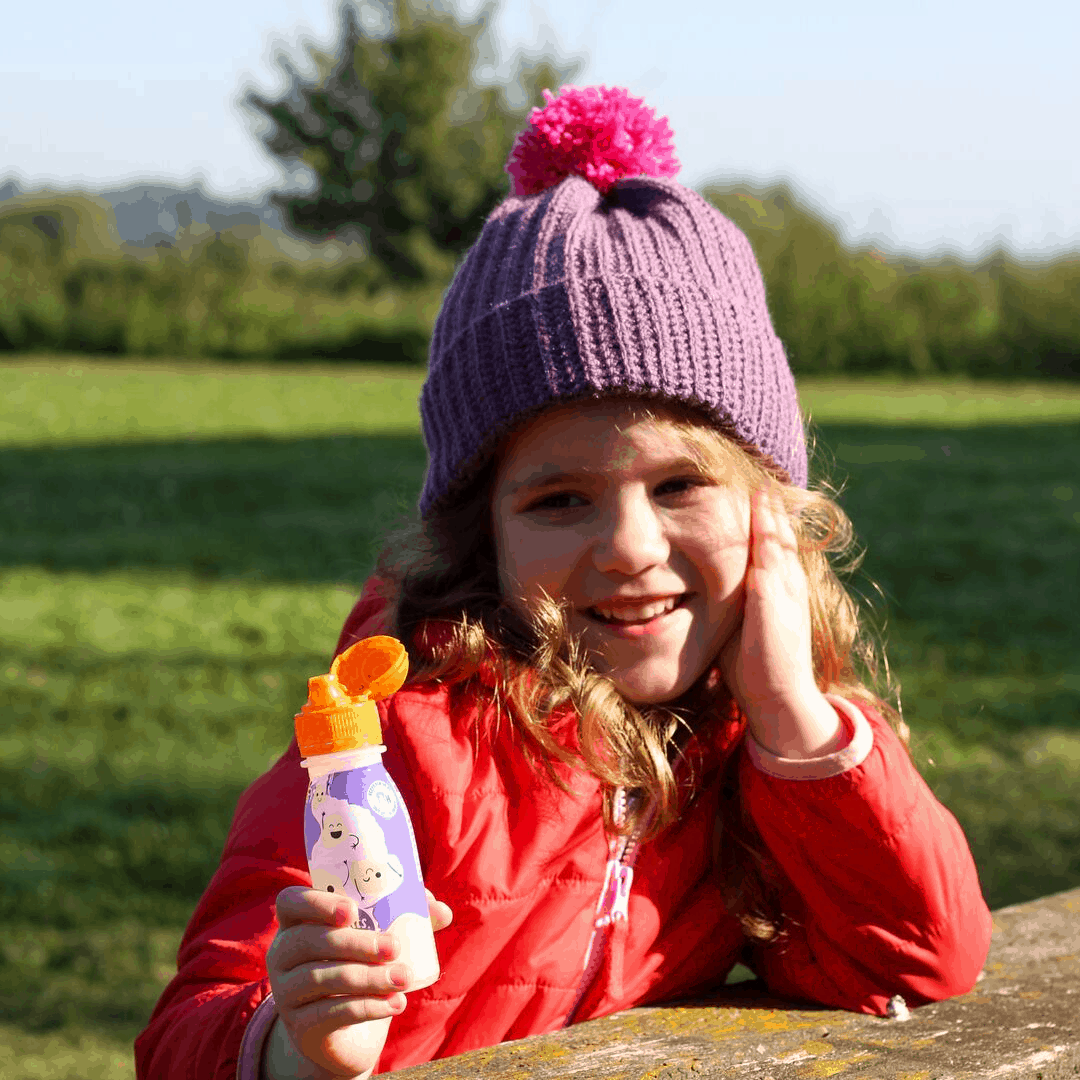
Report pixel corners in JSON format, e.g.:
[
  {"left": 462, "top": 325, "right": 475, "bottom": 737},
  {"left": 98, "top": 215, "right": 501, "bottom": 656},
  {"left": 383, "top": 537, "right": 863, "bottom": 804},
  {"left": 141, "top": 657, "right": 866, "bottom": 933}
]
[
  {"left": 331, "top": 636, "right": 409, "bottom": 700},
  {"left": 294, "top": 636, "right": 410, "bottom": 757}
]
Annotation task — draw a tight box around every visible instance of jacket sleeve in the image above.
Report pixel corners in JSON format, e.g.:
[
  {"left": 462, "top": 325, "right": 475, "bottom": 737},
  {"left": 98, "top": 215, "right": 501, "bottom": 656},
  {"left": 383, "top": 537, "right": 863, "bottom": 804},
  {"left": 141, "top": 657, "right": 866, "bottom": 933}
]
[
  {"left": 741, "top": 698, "right": 992, "bottom": 1016},
  {"left": 134, "top": 744, "right": 310, "bottom": 1080},
  {"left": 136, "top": 583, "right": 390, "bottom": 1080}
]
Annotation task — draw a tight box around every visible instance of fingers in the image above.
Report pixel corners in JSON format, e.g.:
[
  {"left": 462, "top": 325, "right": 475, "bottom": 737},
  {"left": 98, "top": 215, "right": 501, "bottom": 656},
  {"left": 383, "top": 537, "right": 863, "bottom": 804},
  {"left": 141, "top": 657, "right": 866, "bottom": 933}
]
[
  {"left": 276, "top": 886, "right": 356, "bottom": 930},
  {"left": 267, "top": 887, "right": 409, "bottom": 1076},
  {"left": 750, "top": 488, "right": 799, "bottom": 573},
  {"left": 268, "top": 920, "right": 399, "bottom": 974},
  {"left": 280, "top": 886, "right": 454, "bottom": 932},
  {"left": 290, "top": 990, "right": 407, "bottom": 1029},
  {"left": 269, "top": 886, "right": 452, "bottom": 1023},
  {"left": 274, "top": 957, "right": 412, "bottom": 1012}
]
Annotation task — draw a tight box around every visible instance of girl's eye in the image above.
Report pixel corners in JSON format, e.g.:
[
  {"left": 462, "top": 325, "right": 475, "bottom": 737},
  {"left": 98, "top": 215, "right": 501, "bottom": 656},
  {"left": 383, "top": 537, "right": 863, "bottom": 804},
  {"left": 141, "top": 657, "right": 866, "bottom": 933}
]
[
  {"left": 654, "top": 476, "right": 705, "bottom": 498},
  {"left": 526, "top": 492, "right": 588, "bottom": 512}
]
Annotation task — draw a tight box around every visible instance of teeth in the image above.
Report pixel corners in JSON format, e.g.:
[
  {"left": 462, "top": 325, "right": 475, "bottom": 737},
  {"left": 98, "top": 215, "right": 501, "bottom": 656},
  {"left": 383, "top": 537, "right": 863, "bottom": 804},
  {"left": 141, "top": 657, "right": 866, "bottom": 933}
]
[{"left": 593, "top": 597, "right": 678, "bottom": 623}]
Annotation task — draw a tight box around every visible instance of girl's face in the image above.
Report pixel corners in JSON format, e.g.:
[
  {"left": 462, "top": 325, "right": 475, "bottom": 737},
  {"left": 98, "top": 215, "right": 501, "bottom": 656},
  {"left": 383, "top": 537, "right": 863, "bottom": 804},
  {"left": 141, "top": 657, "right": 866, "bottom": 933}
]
[{"left": 492, "top": 402, "right": 752, "bottom": 705}]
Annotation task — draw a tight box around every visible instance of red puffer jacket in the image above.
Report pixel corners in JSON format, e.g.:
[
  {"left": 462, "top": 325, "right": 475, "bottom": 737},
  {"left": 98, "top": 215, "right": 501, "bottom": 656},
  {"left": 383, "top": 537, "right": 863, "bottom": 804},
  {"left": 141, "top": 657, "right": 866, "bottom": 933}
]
[{"left": 135, "top": 584, "right": 991, "bottom": 1079}]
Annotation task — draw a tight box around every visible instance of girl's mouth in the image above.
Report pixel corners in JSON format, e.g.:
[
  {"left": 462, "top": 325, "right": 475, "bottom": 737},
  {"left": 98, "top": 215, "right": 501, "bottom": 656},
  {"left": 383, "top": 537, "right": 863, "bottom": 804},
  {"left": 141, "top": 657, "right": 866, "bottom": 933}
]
[{"left": 585, "top": 594, "right": 687, "bottom": 629}]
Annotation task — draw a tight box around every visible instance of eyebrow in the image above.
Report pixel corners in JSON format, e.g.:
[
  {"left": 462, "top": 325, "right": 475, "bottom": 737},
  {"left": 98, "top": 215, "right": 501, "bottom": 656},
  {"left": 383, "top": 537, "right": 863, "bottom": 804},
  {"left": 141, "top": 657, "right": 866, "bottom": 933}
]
[
  {"left": 506, "top": 471, "right": 593, "bottom": 496},
  {"left": 505, "top": 457, "right": 708, "bottom": 496}
]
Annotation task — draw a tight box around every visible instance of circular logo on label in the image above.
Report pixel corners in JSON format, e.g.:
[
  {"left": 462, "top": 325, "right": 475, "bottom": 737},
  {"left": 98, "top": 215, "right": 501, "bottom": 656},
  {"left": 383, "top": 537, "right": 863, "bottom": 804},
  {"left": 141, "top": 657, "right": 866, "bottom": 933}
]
[{"left": 365, "top": 779, "right": 398, "bottom": 819}]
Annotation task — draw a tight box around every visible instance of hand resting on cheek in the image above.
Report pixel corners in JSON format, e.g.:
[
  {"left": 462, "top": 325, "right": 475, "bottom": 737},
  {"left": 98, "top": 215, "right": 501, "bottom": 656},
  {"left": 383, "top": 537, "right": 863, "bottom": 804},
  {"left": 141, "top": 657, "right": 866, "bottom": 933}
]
[{"left": 720, "top": 490, "right": 845, "bottom": 760}]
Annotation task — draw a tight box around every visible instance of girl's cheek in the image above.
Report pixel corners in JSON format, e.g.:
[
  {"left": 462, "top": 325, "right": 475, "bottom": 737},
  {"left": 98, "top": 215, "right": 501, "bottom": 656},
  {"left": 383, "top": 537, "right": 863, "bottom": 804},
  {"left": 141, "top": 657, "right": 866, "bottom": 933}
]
[
  {"left": 498, "top": 547, "right": 559, "bottom": 602},
  {"left": 518, "top": 558, "right": 564, "bottom": 597}
]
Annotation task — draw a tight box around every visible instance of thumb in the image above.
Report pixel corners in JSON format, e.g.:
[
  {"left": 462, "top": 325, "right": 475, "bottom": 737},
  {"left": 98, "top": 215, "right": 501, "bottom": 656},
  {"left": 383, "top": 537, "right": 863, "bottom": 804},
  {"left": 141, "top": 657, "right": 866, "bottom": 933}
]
[{"left": 425, "top": 889, "right": 454, "bottom": 932}]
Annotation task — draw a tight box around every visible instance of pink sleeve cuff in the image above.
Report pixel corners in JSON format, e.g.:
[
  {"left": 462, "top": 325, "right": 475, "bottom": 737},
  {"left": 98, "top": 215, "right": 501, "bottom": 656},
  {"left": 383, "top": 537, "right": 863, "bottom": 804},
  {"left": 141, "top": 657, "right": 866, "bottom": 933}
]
[
  {"left": 236, "top": 992, "right": 277, "bottom": 1080},
  {"left": 745, "top": 696, "right": 874, "bottom": 780}
]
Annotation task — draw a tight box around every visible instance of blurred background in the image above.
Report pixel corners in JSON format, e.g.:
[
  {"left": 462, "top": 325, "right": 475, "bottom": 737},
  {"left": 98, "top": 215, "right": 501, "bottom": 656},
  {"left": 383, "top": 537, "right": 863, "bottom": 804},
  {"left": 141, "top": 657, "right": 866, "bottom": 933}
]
[
  {"left": 2, "top": 0, "right": 1079, "bottom": 371},
  {"left": 1, "top": 1, "right": 1078, "bottom": 1077}
]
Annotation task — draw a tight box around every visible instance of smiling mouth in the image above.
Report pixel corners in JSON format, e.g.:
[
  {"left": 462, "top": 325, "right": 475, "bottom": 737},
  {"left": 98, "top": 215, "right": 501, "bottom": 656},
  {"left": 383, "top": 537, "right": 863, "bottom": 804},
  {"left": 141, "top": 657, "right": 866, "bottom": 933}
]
[{"left": 586, "top": 595, "right": 687, "bottom": 625}]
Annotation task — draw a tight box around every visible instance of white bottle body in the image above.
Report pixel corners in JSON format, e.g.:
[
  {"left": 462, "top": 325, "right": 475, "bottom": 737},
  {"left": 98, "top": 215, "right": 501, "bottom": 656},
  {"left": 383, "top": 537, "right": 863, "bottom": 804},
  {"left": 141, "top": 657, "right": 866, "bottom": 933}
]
[{"left": 302, "top": 744, "right": 440, "bottom": 990}]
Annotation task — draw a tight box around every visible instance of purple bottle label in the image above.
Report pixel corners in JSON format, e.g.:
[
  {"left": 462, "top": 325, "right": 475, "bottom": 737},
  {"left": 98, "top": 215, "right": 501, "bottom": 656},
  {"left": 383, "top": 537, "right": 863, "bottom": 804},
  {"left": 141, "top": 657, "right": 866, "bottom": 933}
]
[{"left": 305, "top": 763, "right": 427, "bottom": 933}]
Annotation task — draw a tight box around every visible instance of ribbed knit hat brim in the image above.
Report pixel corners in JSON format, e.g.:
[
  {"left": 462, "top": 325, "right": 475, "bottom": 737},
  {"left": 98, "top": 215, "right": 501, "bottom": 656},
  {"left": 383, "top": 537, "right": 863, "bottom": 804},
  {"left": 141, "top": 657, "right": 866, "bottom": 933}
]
[{"left": 419, "top": 176, "right": 806, "bottom": 514}]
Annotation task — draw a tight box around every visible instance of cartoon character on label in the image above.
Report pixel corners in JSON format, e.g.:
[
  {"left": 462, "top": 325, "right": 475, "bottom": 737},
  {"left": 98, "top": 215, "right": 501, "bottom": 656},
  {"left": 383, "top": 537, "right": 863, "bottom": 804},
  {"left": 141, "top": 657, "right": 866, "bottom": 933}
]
[
  {"left": 307, "top": 776, "right": 330, "bottom": 819},
  {"left": 307, "top": 798, "right": 359, "bottom": 897},
  {"left": 346, "top": 807, "right": 404, "bottom": 930}
]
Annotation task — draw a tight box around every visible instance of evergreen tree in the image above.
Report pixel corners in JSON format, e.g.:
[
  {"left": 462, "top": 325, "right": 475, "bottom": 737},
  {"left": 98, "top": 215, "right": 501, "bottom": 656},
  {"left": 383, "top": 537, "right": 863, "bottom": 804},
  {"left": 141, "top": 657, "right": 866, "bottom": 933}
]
[{"left": 245, "top": 0, "right": 578, "bottom": 284}]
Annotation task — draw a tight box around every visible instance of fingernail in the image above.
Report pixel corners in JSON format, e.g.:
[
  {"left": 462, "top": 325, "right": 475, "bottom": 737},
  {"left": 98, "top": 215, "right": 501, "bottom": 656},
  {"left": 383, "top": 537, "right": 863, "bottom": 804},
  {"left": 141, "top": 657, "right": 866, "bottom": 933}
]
[
  {"left": 389, "top": 965, "right": 409, "bottom": 988},
  {"left": 334, "top": 902, "right": 353, "bottom": 927},
  {"left": 388, "top": 994, "right": 406, "bottom": 1014},
  {"left": 377, "top": 934, "right": 397, "bottom": 960}
]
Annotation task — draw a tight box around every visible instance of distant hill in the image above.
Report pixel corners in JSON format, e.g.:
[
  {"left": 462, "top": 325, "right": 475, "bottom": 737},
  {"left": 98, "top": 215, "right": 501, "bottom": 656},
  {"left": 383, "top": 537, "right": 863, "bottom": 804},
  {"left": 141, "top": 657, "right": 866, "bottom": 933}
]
[{"left": 0, "top": 178, "right": 284, "bottom": 247}]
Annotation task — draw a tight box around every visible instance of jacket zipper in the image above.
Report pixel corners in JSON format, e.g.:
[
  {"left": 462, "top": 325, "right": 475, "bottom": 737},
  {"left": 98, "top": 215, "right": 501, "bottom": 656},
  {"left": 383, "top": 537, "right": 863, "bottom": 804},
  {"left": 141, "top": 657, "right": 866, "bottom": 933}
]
[
  {"left": 563, "top": 789, "right": 644, "bottom": 1027},
  {"left": 562, "top": 723, "right": 737, "bottom": 1027}
]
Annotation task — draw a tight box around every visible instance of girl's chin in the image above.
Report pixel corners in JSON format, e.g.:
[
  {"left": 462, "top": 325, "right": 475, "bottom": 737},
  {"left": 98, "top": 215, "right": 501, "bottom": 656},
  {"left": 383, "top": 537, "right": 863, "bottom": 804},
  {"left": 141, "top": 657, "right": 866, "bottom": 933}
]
[
  {"left": 595, "top": 660, "right": 701, "bottom": 706},
  {"left": 610, "top": 681, "right": 688, "bottom": 707},
  {"left": 570, "top": 610, "right": 715, "bottom": 704}
]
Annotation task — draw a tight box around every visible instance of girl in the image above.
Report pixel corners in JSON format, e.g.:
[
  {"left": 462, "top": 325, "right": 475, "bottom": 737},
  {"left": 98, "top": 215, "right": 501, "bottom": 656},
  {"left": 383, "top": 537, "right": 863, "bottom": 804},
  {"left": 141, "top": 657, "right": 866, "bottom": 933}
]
[{"left": 136, "top": 87, "right": 991, "bottom": 1080}]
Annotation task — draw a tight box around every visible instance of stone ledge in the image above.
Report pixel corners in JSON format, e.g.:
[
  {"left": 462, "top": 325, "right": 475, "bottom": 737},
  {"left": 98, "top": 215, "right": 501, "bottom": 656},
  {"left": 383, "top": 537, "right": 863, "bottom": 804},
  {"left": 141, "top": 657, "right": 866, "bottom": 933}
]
[{"left": 389, "top": 886, "right": 1080, "bottom": 1079}]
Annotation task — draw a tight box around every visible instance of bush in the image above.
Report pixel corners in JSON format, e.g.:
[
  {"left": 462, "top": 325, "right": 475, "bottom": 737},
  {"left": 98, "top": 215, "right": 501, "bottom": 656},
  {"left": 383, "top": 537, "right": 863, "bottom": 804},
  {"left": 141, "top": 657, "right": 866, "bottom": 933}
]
[
  {"left": 705, "top": 184, "right": 1080, "bottom": 379},
  {"left": 0, "top": 196, "right": 440, "bottom": 363},
  {"left": 1, "top": 186, "right": 1077, "bottom": 376}
]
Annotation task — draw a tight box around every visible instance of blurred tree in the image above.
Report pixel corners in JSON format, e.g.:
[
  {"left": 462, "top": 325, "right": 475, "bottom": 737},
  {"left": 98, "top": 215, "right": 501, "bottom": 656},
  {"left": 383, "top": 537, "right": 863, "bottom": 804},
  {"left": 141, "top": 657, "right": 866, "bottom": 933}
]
[{"left": 245, "top": 0, "right": 579, "bottom": 285}]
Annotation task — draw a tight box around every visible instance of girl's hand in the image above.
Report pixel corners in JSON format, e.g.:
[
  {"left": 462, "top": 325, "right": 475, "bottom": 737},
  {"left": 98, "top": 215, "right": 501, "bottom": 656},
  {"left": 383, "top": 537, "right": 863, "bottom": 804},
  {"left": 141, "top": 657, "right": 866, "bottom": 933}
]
[
  {"left": 263, "top": 887, "right": 452, "bottom": 1079},
  {"left": 720, "top": 489, "right": 844, "bottom": 759}
]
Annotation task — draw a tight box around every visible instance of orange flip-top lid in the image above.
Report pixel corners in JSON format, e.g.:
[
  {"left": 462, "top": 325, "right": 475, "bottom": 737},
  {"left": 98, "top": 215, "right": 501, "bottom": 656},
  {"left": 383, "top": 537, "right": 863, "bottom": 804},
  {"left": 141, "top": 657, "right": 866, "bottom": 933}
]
[
  {"left": 331, "top": 635, "right": 409, "bottom": 700},
  {"left": 294, "top": 636, "right": 409, "bottom": 756}
]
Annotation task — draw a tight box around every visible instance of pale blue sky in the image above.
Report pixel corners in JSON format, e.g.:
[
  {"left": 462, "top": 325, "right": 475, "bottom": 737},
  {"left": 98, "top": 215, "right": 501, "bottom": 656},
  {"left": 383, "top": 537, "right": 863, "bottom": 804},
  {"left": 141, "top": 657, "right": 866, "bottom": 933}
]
[{"left": 2, "top": 0, "right": 1077, "bottom": 255}]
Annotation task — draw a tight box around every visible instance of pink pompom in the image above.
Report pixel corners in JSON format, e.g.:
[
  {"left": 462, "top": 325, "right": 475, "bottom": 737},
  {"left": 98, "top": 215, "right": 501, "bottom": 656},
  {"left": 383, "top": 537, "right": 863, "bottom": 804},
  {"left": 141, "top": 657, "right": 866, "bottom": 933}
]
[{"left": 506, "top": 85, "right": 680, "bottom": 197}]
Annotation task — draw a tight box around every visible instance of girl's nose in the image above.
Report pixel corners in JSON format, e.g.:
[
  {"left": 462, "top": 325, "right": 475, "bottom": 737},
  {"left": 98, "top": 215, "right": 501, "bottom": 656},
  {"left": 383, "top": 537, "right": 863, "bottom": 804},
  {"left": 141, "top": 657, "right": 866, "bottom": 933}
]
[{"left": 592, "top": 492, "right": 669, "bottom": 576}]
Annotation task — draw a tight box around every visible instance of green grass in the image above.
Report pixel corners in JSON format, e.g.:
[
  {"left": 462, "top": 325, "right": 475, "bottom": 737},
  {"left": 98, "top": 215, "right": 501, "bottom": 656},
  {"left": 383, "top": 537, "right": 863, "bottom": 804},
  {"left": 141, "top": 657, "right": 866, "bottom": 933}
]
[
  {"left": 811, "top": 420, "right": 1080, "bottom": 904},
  {"left": 799, "top": 375, "right": 1080, "bottom": 426},
  {"left": 0, "top": 358, "right": 426, "bottom": 447},
  {"left": 2, "top": 358, "right": 1078, "bottom": 1078}
]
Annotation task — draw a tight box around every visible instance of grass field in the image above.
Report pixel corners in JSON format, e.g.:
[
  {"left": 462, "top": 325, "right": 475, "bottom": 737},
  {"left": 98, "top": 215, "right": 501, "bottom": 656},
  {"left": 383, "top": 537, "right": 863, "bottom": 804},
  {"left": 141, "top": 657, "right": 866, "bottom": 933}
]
[{"left": 2, "top": 358, "right": 1079, "bottom": 1078}]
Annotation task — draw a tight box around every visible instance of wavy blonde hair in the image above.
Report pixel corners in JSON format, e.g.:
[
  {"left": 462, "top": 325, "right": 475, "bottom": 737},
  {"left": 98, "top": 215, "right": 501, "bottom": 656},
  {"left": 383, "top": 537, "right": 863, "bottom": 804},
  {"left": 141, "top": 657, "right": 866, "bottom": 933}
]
[{"left": 375, "top": 398, "right": 906, "bottom": 940}]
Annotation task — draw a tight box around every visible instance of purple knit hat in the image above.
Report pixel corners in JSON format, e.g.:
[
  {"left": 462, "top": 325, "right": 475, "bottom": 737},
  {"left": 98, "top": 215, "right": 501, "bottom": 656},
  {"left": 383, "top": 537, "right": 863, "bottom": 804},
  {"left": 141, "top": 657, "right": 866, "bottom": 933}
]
[{"left": 418, "top": 87, "right": 805, "bottom": 515}]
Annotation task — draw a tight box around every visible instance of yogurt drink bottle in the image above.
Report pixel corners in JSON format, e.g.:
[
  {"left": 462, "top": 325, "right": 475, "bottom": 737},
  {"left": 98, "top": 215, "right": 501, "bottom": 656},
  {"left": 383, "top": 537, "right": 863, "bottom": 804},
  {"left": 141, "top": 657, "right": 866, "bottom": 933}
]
[{"left": 294, "top": 635, "right": 440, "bottom": 990}]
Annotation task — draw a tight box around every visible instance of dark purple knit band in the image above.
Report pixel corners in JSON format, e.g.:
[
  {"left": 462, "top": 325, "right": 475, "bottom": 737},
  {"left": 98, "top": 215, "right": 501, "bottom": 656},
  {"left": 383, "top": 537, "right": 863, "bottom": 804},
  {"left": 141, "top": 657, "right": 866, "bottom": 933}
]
[{"left": 419, "top": 175, "right": 806, "bottom": 514}]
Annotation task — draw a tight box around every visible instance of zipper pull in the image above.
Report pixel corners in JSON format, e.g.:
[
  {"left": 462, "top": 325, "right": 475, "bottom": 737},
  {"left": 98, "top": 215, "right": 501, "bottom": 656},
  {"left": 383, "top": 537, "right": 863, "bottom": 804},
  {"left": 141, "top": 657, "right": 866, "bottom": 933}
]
[
  {"left": 611, "top": 862, "right": 634, "bottom": 922},
  {"left": 594, "top": 861, "right": 634, "bottom": 927}
]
